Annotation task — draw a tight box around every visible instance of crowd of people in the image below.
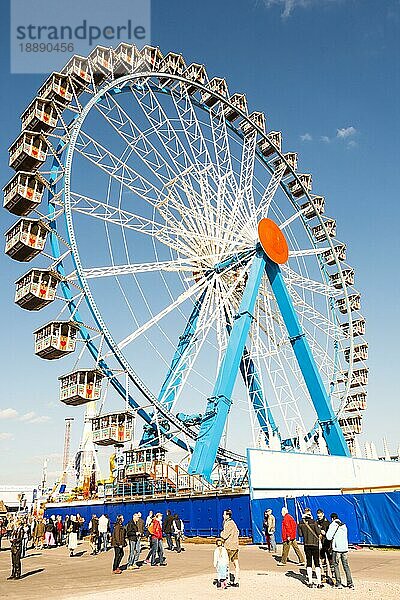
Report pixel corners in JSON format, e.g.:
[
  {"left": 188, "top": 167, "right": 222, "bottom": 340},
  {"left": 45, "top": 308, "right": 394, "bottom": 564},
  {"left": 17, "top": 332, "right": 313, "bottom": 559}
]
[
  {"left": 263, "top": 506, "right": 354, "bottom": 589},
  {"left": 0, "top": 508, "right": 186, "bottom": 579},
  {"left": 0, "top": 505, "right": 354, "bottom": 590}
]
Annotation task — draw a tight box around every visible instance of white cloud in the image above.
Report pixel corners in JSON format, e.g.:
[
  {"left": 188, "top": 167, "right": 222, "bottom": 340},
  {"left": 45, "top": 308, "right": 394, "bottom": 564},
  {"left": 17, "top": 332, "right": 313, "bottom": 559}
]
[
  {"left": 347, "top": 140, "right": 358, "bottom": 148},
  {"left": 300, "top": 132, "right": 312, "bottom": 141},
  {"left": 321, "top": 135, "right": 331, "bottom": 143},
  {"left": 337, "top": 126, "right": 357, "bottom": 138},
  {"left": 263, "top": 0, "right": 341, "bottom": 18},
  {"left": 0, "top": 432, "right": 13, "bottom": 441},
  {"left": 20, "top": 411, "right": 51, "bottom": 424},
  {"left": 0, "top": 408, "right": 18, "bottom": 420}
]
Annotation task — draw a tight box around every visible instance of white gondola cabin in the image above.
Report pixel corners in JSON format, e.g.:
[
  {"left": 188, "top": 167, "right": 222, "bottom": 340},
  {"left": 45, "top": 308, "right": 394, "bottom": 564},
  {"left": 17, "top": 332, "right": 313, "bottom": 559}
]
[
  {"left": 9, "top": 132, "right": 47, "bottom": 172},
  {"left": 311, "top": 218, "right": 336, "bottom": 242},
  {"left": 258, "top": 131, "right": 282, "bottom": 157},
  {"left": 344, "top": 391, "right": 367, "bottom": 412},
  {"left": 240, "top": 111, "right": 266, "bottom": 136},
  {"left": 323, "top": 243, "right": 346, "bottom": 266},
  {"left": 59, "top": 369, "right": 104, "bottom": 406},
  {"left": 329, "top": 268, "right": 355, "bottom": 289},
  {"left": 273, "top": 152, "right": 298, "bottom": 174},
  {"left": 38, "top": 72, "right": 73, "bottom": 104},
  {"left": 336, "top": 293, "right": 361, "bottom": 314},
  {"left": 339, "top": 415, "right": 362, "bottom": 436},
  {"left": 15, "top": 268, "right": 59, "bottom": 311},
  {"left": 183, "top": 63, "right": 206, "bottom": 95},
  {"left": 92, "top": 411, "right": 134, "bottom": 446},
  {"left": 62, "top": 55, "right": 91, "bottom": 90},
  {"left": 21, "top": 98, "right": 58, "bottom": 133},
  {"left": 341, "top": 318, "right": 366, "bottom": 337},
  {"left": 159, "top": 52, "right": 186, "bottom": 86},
  {"left": 344, "top": 343, "right": 368, "bottom": 363},
  {"left": 5, "top": 218, "right": 47, "bottom": 262},
  {"left": 114, "top": 43, "right": 141, "bottom": 77},
  {"left": 89, "top": 46, "right": 114, "bottom": 84},
  {"left": 140, "top": 45, "right": 163, "bottom": 70},
  {"left": 201, "top": 77, "right": 228, "bottom": 107},
  {"left": 224, "top": 94, "right": 248, "bottom": 122},
  {"left": 288, "top": 174, "right": 312, "bottom": 198},
  {"left": 34, "top": 321, "right": 80, "bottom": 359},
  {"left": 300, "top": 195, "right": 325, "bottom": 219},
  {"left": 3, "top": 172, "right": 45, "bottom": 216}
]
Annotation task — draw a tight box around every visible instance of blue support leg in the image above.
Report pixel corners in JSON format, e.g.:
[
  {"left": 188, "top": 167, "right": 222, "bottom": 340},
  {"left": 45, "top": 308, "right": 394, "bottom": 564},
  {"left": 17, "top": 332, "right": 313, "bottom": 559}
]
[
  {"left": 188, "top": 253, "right": 266, "bottom": 480},
  {"left": 263, "top": 255, "right": 350, "bottom": 457}
]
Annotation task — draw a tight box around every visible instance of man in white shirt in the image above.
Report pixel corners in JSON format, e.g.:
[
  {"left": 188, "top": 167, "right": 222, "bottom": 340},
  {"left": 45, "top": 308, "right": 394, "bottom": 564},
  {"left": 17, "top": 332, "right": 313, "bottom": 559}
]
[
  {"left": 98, "top": 514, "right": 109, "bottom": 552},
  {"left": 326, "top": 513, "right": 354, "bottom": 589}
]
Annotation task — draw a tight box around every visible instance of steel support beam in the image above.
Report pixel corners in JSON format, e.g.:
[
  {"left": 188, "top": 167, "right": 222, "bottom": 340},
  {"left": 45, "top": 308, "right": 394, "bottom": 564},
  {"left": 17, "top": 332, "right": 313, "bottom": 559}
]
[
  {"left": 188, "top": 252, "right": 266, "bottom": 480},
  {"left": 263, "top": 255, "right": 350, "bottom": 457}
]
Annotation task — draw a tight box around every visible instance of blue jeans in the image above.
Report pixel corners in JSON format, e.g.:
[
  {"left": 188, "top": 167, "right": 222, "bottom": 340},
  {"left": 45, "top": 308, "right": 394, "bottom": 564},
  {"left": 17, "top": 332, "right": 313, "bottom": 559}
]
[
  {"left": 150, "top": 537, "right": 164, "bottom": 565},
  {"left": 332, "top": 551, "right": 353, "bottom": 586},
  {"left": 100, "top": 532, "right": 108, "bottom": 552}
]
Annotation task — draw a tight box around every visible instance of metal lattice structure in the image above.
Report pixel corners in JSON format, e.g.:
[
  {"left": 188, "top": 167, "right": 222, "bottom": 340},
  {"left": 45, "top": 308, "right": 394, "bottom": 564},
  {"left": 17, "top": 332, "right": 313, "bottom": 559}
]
[{"left": 4, "top": 44, "right": 368, "bottom": 481}]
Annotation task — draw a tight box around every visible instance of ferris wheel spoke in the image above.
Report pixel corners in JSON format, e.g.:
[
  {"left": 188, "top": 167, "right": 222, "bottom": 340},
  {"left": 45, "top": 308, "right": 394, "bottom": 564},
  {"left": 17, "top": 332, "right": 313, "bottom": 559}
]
[
  {"left": 238, "top": 130, "right": 258, "bottom": 228},
  {"left": 282, "top": 264, "right": 340, "bottom": 297},
  {"left": 209, "top": 102, "right": 238, "bottom": 194},
  {"left": 289, "top": 287, "right": 345, "bottom": 341},
  {"left": 289, "top": 247, "right": 331, "bottom": 258},
  {"left": 256, "top": 163, "right": 286, "bottom": 219},
  {"left": 170, "top": 86, "right": 219, "bottom": 185},
  {"left": 280, "top": 206, "right": 308, "bottom": 230},
  {"left": 75, "top": 130, "right": 169, "bottom": 208},
  {"left": 132, "top": 84, "right": 210, "bottom": 190},
  {"left": 113, "top": 276, "right": 213, "bottom": 352},
  {"left": 76, "top": 258, "right": 197, "bottom": 280}
]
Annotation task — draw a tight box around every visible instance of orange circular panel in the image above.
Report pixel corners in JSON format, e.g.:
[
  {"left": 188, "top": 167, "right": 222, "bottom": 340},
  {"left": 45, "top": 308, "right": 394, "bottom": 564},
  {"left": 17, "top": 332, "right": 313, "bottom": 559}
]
[{"left": 258, "top": 218, "right": 289, "bottom": 264}]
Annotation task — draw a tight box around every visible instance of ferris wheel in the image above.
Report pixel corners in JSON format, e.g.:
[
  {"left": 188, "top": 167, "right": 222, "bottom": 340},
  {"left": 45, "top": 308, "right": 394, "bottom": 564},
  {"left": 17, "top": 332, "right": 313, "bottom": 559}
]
[{"left": 4, "top": 44, "right": 368, "bottom": 481}]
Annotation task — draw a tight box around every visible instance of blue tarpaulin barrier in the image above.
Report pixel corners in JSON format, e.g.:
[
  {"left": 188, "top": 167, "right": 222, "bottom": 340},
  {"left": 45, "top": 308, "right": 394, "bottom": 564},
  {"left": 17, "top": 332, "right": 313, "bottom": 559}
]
[
  {"left": 44, "top": 493, "right": 252, "bottom": 538},
  {"left": 250, "top": 491, "right": 400, "bottom": 547}
]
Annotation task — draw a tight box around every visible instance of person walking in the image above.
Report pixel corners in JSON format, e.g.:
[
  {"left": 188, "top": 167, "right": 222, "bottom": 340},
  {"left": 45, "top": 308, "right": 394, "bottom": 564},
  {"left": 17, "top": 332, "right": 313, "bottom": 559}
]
[
  {"left": 88, "top": 514, "right": 99, "bottom": 555},
  {"left": 33, "top": 517, "right": 45, "bottom": 550},
  {"left": 316, "top": 508, "right": 334, "bottom": 585},
  {"left": 126, "top": 513, "right": 140, "bottom": 570},
  {"left": 55, "top": 515, "right": 63, "bottom": 546},
  {"left": 98, "top": 514, "right": 110, "bottom": 552},
  {"left": 145, "top": 510, "right": 154, "bottom": 548},
  {"left": 326, "top": 513, "right": 354, "bottom": 589},
  {"left": 0, "top": 515, "right": 7, "bottom": 551},
  {"left": 163, "top": 509, "right": 174, "bottom": 551},
  {"left": 263, "top": 508, "right": 277, "bottom": 552},
  {"left": 172, "top": 513, "right": 184, "bottom": 553},
  {"left": 298, "top": 509, "right": 323, "bottom": 588},
  {"left": 68, "top": 515, "right": 79, "bottom": 557},
  {"left": 213, "top": 538, "right": 229, "bottom": 589},
  {"left": 44, "top": 517, "right": 55, "bottom": 548},
  {"left": 111, "top": 515, "right": 126, "bottom": 574},
  {"left": 278, "top": 507, "right": 305, "bottom": 567},
  {"left": 8, "top": 520, "right": 24, "bottom": 580},
  {"left": 220, "top": 509, "right": 240, "bottom": 587},
  {"left": 149, "top": 513, "right": 166, "bottom": 566}
]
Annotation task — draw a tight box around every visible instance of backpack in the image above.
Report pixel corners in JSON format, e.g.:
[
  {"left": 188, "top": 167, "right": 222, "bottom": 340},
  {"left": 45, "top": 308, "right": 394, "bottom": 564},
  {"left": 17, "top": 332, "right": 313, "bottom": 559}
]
[{"left": 147, "top": 519, "right": 156, "bottom": 535}]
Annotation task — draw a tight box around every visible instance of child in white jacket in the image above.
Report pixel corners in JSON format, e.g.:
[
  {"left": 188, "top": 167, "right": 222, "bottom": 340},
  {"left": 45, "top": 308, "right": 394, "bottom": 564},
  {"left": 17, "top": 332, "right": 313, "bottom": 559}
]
[{"left": 214, "top": 538, "right": 229, "bottom": 588}]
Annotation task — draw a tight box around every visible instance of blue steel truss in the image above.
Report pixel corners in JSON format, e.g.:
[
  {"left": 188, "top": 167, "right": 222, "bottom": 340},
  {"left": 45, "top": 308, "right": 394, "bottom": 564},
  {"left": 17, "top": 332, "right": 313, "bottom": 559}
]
[{"left": 188, "top": 248, "right": 349, "bottom": 480}]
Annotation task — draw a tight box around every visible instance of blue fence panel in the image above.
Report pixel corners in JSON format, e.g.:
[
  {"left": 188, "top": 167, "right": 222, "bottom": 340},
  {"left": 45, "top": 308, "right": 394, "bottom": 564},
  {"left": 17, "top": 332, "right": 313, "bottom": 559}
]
[
  {"left": 45, "top": 494, "right": 252, "bottom": 538},
  {"left": 250, "top": 491, "right": 400, "bottom": 547}
]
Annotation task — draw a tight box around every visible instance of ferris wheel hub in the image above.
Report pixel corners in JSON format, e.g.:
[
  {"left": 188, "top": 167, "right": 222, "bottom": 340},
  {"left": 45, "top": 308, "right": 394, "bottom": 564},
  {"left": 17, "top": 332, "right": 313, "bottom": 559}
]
[{"left": 257, "top": 218, "right": 289, "bottom": 264}]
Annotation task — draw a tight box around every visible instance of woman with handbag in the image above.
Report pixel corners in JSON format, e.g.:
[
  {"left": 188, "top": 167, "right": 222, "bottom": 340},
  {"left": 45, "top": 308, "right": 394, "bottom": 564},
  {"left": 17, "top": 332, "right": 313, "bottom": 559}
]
[{"left": 298, "top": 508, "right": 323, "bottom": 589}]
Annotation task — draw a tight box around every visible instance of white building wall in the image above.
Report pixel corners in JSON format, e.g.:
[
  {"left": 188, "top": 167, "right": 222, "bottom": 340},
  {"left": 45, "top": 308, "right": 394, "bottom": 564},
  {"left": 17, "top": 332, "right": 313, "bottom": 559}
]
[{"left": 247, "top": 449, "right": 400, "bottom": 499}]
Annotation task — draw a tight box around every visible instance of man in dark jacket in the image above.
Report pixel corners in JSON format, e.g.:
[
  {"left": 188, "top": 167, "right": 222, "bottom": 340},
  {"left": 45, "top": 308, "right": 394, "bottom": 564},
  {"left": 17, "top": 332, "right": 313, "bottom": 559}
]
[
  {"left": 316, "top": 508, "right": 333, "bottom": 585},
  {"left": 126, "top": 513, "right": 140, "bottom": 569},
  {"left": 163, "top": 509, "right": 174, "bottom": 551},
  {"left": 111, "top": 515, "right": 126, "bottom": 574},
  {"left": 298, "top": 509, "right": 323, "bottom": 588},
  {"left": 8, "top": 520, "right": 24, "bottom": 580}
]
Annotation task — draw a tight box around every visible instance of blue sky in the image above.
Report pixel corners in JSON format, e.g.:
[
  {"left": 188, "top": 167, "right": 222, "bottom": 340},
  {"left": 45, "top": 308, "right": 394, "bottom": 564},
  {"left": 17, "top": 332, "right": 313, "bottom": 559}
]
[{"left": 1, "top": 0, "right": 400, "bottom": 485}]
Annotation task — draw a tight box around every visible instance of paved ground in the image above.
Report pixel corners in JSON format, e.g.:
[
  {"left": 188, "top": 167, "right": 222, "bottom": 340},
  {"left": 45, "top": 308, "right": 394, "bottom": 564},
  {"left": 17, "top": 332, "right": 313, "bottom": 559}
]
[{"left": 0, "top": 538, "right": 399, "bottom": 600}]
